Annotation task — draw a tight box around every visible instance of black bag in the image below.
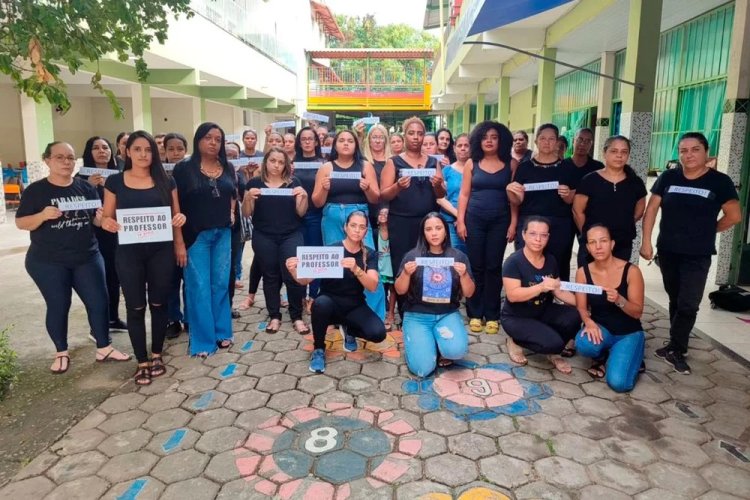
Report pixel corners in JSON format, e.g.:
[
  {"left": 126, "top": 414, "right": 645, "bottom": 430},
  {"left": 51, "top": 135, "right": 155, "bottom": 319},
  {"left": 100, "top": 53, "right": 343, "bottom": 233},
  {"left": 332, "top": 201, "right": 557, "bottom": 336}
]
[{"left": 708, "top": 285, "right": 750, "bottom": 312}]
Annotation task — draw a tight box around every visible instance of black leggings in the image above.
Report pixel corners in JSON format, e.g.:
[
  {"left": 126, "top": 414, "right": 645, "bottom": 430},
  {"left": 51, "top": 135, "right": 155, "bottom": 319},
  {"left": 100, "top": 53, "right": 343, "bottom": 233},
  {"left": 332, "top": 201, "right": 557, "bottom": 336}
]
[
  {"left": 501, "top": 303, "right": 581, "bottom": 354},
  {"left": 247, "top": 256, "right": 262, "bottom": 294},
  {"left": 251, "top": 230, "right": 305, "bottom": 321},
  {"left": 388, "top": 213, "right": 423, "bottom": 316},
  {"left": 311, "top": 295, "right": 386, "bottom": 350},
  {"left": 96, "top": 228, "right": 122, "bottom": 321},
  {"left": 116, "top": 242, "right": 174, "bottom": 363},
  {"left": 516, "top": 215, "right": 575, "bottom": 281},
  {"left": 465, "top": 211, "right": 509, "bottom": 321}
]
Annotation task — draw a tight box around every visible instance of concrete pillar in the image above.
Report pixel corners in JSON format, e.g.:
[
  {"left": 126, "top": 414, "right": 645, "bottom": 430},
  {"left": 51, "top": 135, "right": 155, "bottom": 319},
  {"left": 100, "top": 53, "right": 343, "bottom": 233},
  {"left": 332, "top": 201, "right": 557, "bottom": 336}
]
[
  {"left": 21, "top": 95, "right": 55, "bottom": 183},
  {"left": 191, "top": 97, "right": 206, "bottom": 132},
  {"left": 594, "top": 51, "right": 616, "bottom": 160},
  {"left": 131, "top": 84, "right": 152, "bottom": 132},
  {"left": 534, "top": 47, "right": 556, "bottom": 131},
  {"left": 497, "top": 76, "right": 510, "bottom": 126},
  {"left": 476, "top": 94, "right": 486, "bottom": 123},
  {"left": 717, "top": 0, "right": 750, "bottom": 284},
  {"left": 619, "top": 0, "right": 663, "bottom": 263},
  {"left": 461, "top": 102, "right": 470, "bottom": 134}
]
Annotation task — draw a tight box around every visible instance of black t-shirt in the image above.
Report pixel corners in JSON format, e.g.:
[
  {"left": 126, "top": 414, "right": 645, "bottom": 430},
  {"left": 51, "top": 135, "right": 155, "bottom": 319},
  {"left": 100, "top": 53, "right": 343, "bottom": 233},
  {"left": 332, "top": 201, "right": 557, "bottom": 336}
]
[
  {"left": 293, "top": 155, "right": 324, "bottom": 214},
  {"left": 104, "top": 173, "right": 175, "bottom": 210},
  {"left": 247, "top": 176, "right": 303, "bottom": 235},
  {"left": 561, "top": 157, "right": 604, "bottom": 187},
  {"left": 398, "top": 247, "right": 472, "bottom": 315},
  {"left": 173, "top": 160, "right": 237, "bottom": 248},
  {"left": 319, "top": 242, "right": 378, "bottom": 302},
  {"left": 389, "top": 155, "right": 440, "bottom": 217},
  {"left": 17, "top": 178, "right": 100, "bottom": 265},
  {"left": 501, "top": 249, "right": 558, "bottom": 318},
  {"left": 652, "top": 167, "right": 738, "bottom": 255},
  {"left": 515, "top": 159, "right": 577, "bottom": 217},
  {"left": 577, "top": 171, "right": 647, "bottom": 245}
]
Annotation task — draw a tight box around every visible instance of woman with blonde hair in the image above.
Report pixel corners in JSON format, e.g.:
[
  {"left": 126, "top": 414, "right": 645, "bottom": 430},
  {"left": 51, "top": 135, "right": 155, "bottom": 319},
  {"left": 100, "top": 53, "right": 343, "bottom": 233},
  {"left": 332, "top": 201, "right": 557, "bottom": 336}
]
[{"left": 362, "top": 123, "right": 391, "bottom": 233}]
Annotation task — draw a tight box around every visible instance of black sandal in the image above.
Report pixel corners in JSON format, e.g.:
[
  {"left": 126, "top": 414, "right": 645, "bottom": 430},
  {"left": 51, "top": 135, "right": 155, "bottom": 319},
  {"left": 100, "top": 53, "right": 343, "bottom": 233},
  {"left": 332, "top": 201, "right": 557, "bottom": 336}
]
[
  {"left": 587, "top": 361, "right": 606, "bottom": 379},
  {"left": 561, "top": 346, "right": 576, "bottom": 358},
  {"left": 51, "top": 355, "right": 70, "bottom": 374},
  {"left": 134, "top": 367, "right": 152, "bottom": 385},
  {"left": 217, "top": 339, "right": 234, "bottom": 349},
  {"left": 150, "top": 356, "right": 166, "bottom": 377}
]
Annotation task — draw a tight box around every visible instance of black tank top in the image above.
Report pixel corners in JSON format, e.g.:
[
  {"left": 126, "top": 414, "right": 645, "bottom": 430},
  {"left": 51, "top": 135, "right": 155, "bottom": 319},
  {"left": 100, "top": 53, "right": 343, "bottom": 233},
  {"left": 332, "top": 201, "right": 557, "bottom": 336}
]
[
  {"left": 327, "top": 160, "right": 366, "bottom": 205},
  {"left": 584, "top": 262, "right": 642, "bottom": 335},
  {"left": 389, "top": 155, "right": 439, "bottom": 217},
  {"left": 468, "top": 160, "right": 511, "bottom": 218}
]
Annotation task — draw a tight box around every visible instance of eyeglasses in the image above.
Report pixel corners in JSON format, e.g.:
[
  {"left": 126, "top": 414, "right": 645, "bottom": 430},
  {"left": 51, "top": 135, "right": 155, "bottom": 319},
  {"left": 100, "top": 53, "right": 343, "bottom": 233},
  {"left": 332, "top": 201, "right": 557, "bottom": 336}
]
[
  {"left": 208, "top": 177, "right": 220, "bottom": 198},
  {"left": 526, "top": 231, "right": 550, "bottom": 240},
  {"left": 300, "top": 137, "right": 315, "bottom": 142},
  {"left": 52, "top": 155, "right": 76, "bottom": 162}
]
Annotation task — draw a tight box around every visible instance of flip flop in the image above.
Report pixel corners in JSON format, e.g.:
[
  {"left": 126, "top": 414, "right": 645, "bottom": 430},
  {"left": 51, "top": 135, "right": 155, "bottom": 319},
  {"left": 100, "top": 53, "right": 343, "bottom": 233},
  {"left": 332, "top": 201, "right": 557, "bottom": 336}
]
[
  {"left": 51, "top": 354, "right": 70, "bottom": 374},
  {"left": 96, "top": 347, "right": 132, "bottom": 362},
  {"left": 266, "top": 319, "right": 281, "bottom": 334},
  {"left": 293, "top": 321, "right": 310, "bottom": 335}
]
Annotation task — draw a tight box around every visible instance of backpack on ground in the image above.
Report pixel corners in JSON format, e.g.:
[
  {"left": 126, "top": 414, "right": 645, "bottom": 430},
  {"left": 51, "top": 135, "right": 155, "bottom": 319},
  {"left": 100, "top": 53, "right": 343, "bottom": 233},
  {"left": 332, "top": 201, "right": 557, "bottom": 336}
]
[{"left": 708, "top": 285, "right": 750, "bottom": 312}]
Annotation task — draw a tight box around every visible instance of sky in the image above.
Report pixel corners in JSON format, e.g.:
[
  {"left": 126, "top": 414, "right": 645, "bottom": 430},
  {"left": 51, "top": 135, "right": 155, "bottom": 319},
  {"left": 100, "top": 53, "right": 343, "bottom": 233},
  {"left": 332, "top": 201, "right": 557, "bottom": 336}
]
[{"left": 322, "top": 0, "right": 428, "bottom": 30}]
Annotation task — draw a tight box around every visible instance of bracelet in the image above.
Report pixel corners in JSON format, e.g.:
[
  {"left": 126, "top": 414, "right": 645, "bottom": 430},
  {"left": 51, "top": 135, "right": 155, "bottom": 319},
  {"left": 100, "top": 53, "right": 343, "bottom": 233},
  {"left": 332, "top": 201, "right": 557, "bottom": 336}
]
[
  {"left": 616, "top": 298, "right": 626, "bottom": 308},
  {"left": 354, "top": 267, "right": 365, "bottom": 278}
]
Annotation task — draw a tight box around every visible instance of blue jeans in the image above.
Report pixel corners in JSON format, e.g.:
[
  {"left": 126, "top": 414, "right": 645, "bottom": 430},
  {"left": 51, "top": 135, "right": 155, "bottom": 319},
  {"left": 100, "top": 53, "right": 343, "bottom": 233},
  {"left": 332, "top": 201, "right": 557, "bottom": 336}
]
[
  {"left": 403, "top": 311, "right": 468, "bottom": 377},
  {"left": 185, "top": 228, "right": 233, "bottom": 356},
  {"left": 446, "top": 219, "right": 467, "bottom": 254},
  {"left": 302, "top": 210, "right": 324, "bottom": 299},
  {"left": 26, "top": 253, "right": 111, "bottom": 351},
  {"left": 576, "top": 324, "right": 645, "bottom": 393},
  {"left": 234, "top": 242, "right": 245, "bottom": 281},
  {"left": 322, "top": 203, "right": 386, "bottom": 321},
  {"left": 168, "top": 266, "right": 188, "bottom": 324}
]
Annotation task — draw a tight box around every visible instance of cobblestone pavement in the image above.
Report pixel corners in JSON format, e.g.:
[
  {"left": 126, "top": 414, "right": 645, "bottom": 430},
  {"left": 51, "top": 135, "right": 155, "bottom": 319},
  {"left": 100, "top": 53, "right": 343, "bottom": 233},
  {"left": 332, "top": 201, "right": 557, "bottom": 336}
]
[{"left": 2, "top": 298, "right": 750, "bottom": 500}]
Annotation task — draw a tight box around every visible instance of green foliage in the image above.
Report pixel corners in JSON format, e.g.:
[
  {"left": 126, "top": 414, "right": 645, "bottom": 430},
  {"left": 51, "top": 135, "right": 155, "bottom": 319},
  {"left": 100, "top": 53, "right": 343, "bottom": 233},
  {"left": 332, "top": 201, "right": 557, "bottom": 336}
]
[
  {"left": 0, "top": 0, "right": 193, "bottom": 118},
  {"left": 0, "top": 326, "right": 18, "bottom": 400}
]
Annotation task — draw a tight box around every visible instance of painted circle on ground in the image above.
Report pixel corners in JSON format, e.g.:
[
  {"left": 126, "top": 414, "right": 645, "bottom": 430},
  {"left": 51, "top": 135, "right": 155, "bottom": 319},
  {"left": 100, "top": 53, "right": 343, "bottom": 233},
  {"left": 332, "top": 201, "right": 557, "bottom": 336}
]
[
  {"left": 235, "top": 405, "right": 422, "bottom": 499},
  {"left": 403, "top": 361, "right": 552, "bottom": 421}
]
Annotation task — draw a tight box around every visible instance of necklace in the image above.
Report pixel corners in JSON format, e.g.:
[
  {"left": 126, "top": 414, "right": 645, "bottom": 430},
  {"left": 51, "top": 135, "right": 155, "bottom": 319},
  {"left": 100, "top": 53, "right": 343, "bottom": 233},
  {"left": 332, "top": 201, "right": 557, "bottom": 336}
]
[{"left": 200, "top": 163, "right": 222, "bottom": 179}]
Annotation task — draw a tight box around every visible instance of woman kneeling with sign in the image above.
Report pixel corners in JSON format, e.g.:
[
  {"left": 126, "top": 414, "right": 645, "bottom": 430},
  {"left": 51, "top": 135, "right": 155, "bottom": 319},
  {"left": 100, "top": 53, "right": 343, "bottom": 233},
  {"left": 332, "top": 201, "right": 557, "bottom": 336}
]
[
  {"left": 101, "top": 131, "right": 187, "bottom": 385},
  {"left": 395, "top": 212, "right": 474, "bottom": 377},
  {"left": 575, "top": 224, "right": 645, "bottom": 392},
  {"left": 501, "top": 216, "right": 580, "bottom": 374},
  {"left": 286, "top": 211, "right": 386, "bottom": 374}
]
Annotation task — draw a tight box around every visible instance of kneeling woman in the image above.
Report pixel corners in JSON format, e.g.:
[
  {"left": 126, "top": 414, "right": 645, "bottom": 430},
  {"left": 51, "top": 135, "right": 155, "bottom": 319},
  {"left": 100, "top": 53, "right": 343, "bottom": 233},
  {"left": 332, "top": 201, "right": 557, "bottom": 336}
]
[
  {"left": 501, "top": 216, "right": 580, "bottom": 374},
  {"left": 395, "top": 213, "right": 475, "bottom": 377},
  {"left": 575, "top": 224, "right": 645, "bottom": 392},
  {"left": 286, "top": 211, "right": 386, "bottom": 374}
]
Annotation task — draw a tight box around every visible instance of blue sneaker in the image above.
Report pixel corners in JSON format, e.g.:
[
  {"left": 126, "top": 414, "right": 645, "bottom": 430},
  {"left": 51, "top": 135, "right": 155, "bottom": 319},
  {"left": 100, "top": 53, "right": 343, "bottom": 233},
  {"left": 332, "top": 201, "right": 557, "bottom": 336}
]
[
  {"left": 341, "top": 325, "right": 357, "bottom": 352},
  {"left": 309, "top": 348, "right": 326, "bottom": 373}
]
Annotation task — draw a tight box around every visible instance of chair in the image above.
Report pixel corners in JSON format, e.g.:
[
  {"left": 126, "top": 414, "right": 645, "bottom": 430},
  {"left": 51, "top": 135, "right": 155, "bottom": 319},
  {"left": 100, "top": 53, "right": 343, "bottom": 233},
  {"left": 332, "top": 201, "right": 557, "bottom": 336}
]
[{"left": 4, "top": 184, "right": 21, "bottom": 209}]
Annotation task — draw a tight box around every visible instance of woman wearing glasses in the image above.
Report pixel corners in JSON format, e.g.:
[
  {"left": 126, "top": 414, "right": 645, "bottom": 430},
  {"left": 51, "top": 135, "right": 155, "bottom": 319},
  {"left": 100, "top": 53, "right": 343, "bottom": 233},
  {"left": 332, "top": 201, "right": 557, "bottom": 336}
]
[
  {"left": 173, "top": 123, "right": 237, "bottom": 357},
  {"left": 501, "top": 216, "right": 581, "bottom": 374}
]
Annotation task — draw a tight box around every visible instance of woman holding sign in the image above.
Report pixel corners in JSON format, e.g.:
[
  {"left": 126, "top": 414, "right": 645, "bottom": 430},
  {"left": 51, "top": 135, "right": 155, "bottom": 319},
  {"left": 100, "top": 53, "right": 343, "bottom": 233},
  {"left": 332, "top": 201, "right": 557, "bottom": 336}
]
[
  {"left": 244, "top": 147, "right": 309, "bottom": 334},
  {"left": 286, "top": 211, "right": 386, "bottom": 374},
  {"left": 17, "top": 141, "right": 132, "bottom": 373},
  {"left": 640, "top": 132, "right": 740, "bottom": 375},
  {"left": 501, "top": 216, "right": 580, "bottom": 374},
  {"left": 436, "top": 128, "right": 457, "bottom": 165},
  {"left": 507, "top": 123, "right": 577, "bottom": 281},
  {"left": 79, "top": 136, "right": 128, "bottom": 333},
  {"left": 173, "top": 123, "right": 237, "bottom": 357},
  {"left": 576, "top": 224, "right": 646, "bottom": 392},
  {"left": 362, "top": 124, "right": 391, "bottom": 232},
  {"left": 395, "top": 212, "right": 474, "bottom": 376},
  {"left": 437, "top": 133, "right": 469, "bottom": 254},
  {"left": 456, "top": 121, "right": 516, "bottom": 335},
  {"left": 101, "top": 131, "right": 186, "bottom": 385}
]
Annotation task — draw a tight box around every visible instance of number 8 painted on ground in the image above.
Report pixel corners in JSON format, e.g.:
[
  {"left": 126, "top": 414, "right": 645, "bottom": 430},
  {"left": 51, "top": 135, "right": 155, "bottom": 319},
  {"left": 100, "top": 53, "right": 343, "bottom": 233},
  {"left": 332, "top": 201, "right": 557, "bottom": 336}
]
[{"left": 304, "top": 427, "right": 339, "bottom": 453}]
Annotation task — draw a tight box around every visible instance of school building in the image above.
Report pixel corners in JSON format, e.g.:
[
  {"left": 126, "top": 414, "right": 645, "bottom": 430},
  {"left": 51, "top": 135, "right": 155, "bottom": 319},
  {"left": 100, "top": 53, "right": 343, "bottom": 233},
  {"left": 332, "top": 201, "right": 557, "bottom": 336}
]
[{"left": 426, "top": 0, "right": 750, "bottom": 286}]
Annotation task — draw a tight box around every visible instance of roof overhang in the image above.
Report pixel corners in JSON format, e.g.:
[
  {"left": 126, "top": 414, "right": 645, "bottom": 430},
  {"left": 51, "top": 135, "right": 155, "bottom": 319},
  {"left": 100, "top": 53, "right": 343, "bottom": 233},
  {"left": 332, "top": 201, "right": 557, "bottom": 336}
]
[
  {"left": 310, "top": 0, "right": 345, "bottom": 41},
  {"left": 307, "top": 48, "right": 434, "bottom": 60}
]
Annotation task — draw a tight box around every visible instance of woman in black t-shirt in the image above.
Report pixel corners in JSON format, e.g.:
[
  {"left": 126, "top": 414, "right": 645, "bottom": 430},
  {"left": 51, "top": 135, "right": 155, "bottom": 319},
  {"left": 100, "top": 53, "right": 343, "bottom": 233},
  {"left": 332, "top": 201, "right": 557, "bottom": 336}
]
[
  {"left": 501, "top": 216, "right": 580, "bottom": 374},
  {"left": 395, "top": 213, "right": 475, "bottom": 377},
  {"left": 101, "top": 131, "right": 186, "bottom": 385},
  {"left": 507, "top": 123, "right": 577, "bottom": 281},
  {"left": 17, "top": 142, "right": 131, "bottom": 373},
  {"left": 640, "top": 132, "right": 740, "bottom": 375},
  {"left": 573, "top": 135, "right": 646, "bottom": 265},
  {"left": 173, "top": 122, "right": 237, "bottom": 358},
  {"left": 287, "top": 211, "right": 386, "bottom": 374},
  {"left": 576, "top": 224, "right": 646, "bottom": 392},
  {"left": 362, "top": 124, "right": 391, "bottom": 231},
  {"left": 244, "top": 147, "right": 309, "bottom": 335}
]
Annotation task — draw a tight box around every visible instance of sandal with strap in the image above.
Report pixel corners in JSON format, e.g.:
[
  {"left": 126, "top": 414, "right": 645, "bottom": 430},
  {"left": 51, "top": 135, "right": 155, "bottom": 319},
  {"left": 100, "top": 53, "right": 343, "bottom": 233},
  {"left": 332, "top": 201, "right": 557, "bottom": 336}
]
[
  {"left": 150, "top": 356, "right": 166, "bottom": 377},
  {"left": 266, "top": 319, "right": 281, "bottom": 334},
  {"left": 384, "top": 313, "right": 395, "bottom": 332},
  {"left": 134, "top": 367, "right": 152, "bottom": 386},
  {"left": 237, "top": 295, "right": 255, "bottom": 311},
  {"left": 469, "top": 318, "right": 483, "bottom": 333},
  {"left": 293, "top": 321, "right": 310, "bottom": 335},
  {"left": 96, "top": 347, "right": 132, "bottom": 363},
  {"left": 51, "top": 354, "right": 70, "bottom": 374},
  {"left": 484, "top": 321, "right": 499, "bottom": 335},
  {"left": 217, "top": 339, "right": 234, "bottom": 349},
  {"left": 587, "top": 361, "right": 606, "bottom": 379}
]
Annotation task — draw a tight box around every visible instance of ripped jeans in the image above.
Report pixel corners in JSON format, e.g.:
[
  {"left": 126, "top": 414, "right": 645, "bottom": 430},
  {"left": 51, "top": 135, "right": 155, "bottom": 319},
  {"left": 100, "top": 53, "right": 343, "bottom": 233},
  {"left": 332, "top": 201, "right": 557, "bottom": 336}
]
[{"left": 403, "top": 310, "right": 469, "bottom": 377}]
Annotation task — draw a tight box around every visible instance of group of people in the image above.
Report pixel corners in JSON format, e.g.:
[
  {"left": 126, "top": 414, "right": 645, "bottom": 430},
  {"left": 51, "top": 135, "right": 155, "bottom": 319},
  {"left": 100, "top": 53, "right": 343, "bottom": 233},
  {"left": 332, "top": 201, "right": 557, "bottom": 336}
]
[{"left": 17, "top": 115, "right": 738, "bottom": 392}]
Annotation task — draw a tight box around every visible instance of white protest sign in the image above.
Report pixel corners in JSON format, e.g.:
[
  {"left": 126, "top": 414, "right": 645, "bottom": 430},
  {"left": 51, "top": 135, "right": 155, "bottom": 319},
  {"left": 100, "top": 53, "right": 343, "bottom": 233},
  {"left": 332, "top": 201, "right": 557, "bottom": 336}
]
[
  {"left": 524, "top": 181, "right": 559, "bottom": 192},
  {"left": 296, "top": 246, "right": 344, "bottom": 279},
  {"left": 330, "top": 171, "right": 361, "bottom": 180},
  {"left": 667, "top": 185, "right": 711, "bottom": 198},
  {"left": 116, "top": 207, "right": 173, "bottom": 245},
  {"left": 58, "top": 199, "right": 102, "bottom": 212},
  {"left": 78, "top": 167, "right": 117, "bottom": 178},
  {"left": 303, "top": 112, "right": 329, "bottom": 123},
  {"left": 162, "top": 163, "right": 176, "bottom": 172},
  {"left": 429, "top": 154, "right": 445, "bottom": 163},
  {"left": 353, "top": 117, "right": 380, "bottom": 126},
  {"left": 294, "top": 162, "right": 323, "bottom": 170},
  {"left": 225, "top": 134, "right": 241, "bottom": 143},
  {"left": 260, "top": 188, "right": 294, "bottom": 196},
  {"left": 416, "top": 257, "right": 455, "bottom": 267},
  {"left": 271, "top": 121, "right": 296, "bottom": 129},
  {"left": 559, "top": 281, "right": 603, "bottom": 295},
  {"left": 401, "top": 168, "right": 436, "bottom": 178},
  {"left": 229, "top": 158, "right": 251, "bottom": 170},
  {"left": 321, "top": 147, "right": 332, "bottom": 155}
]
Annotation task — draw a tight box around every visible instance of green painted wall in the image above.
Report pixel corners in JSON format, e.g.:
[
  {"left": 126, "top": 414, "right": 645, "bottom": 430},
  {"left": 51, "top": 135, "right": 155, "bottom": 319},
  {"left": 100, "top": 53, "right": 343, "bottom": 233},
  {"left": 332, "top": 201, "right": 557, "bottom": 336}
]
[
  {"left": 552, "top": 59, "right": 601, "bottom": 153},
  {"left": 509, "top": 86, "right": 536, "bottom": 132}
]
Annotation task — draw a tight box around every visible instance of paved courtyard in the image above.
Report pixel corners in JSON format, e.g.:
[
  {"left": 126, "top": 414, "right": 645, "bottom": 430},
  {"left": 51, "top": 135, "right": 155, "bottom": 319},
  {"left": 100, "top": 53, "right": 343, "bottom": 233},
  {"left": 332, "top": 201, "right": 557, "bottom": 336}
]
[{"left": 2, "top": 295, "right": 750, "bottom": 500}]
